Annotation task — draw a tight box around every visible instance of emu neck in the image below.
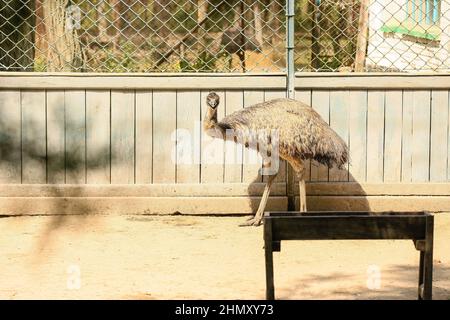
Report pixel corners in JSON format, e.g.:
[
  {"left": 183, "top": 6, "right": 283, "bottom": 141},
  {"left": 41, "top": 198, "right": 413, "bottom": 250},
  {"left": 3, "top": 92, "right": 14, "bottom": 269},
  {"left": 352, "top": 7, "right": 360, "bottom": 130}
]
[{"left": 203, "top": 106, "right": 218, "bottom": 130}]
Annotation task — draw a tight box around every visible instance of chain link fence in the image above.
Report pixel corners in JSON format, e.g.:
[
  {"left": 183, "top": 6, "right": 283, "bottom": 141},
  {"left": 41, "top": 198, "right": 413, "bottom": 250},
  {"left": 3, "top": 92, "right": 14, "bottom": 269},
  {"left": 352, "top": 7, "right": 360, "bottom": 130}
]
[
  {"left": 1, "top": 0, "right": 449, "bottom": 72},
  {"left": 0, "top": 0, "right": 286, "bottom": 72},
  {"left": 296, "top": 0, "right": 450, "bottom": 72}
]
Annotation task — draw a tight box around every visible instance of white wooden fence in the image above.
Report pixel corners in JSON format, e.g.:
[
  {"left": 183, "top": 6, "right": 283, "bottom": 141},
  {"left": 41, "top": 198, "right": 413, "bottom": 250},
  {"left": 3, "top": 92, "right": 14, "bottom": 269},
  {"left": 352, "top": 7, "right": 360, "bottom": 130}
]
[{"left": 0, "top": 73, "right": 449, "bottom": 215}]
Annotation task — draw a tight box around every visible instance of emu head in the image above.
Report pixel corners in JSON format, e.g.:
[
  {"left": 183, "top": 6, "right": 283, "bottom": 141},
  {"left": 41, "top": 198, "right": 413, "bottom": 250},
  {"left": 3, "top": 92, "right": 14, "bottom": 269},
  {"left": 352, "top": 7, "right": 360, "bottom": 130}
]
[{"left": 206, "top": 92, "right": 220, "bottom": 109}]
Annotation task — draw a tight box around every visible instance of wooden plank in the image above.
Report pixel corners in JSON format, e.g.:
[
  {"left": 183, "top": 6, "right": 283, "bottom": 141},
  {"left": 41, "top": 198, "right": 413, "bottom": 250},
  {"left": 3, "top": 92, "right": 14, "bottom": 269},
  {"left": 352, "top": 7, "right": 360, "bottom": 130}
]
[
  {"left": 111, "top": 90, "right": 135, "bottom": 184},
  {"left": 21, "top": 90, "right": 47, "bottom": 183},
  {"left": 0, "top": 196, "right": 288, "bottom": 216},
  {"left": 65, "top": 90, "right": 86, "bottom": 184},
  {"left": 422, "top": 216, "right": 434, "bottom": 300},
  {"left": 153, "top": 91, "right": 176, "bottom": 183},
  {"left": 293, "top": 74, "right": 450, "bottom": 89},
  {"left": 3, "top": 73, "right": 450, "bottom": 90},
  {"left": 242, "top": 90, "right": 264, "bottom": 183},
  {"left": 264, "top": 90, "right": 287, "bottom": 183},
  {"left": 201, "top": 90, "right": 225, "bottom": 183},
  {"left": 223, "top": 90, "right": 243, "bottom": 183},
  {"left": 3, "top": 193, "right": 450, "bottom": 215},
  {"left": 294, "top": 90, "right": 311, "bottom": 104},
  {"left": 7, "top": 181, "right": 450, "bottom": 197},
  {"left": 402, "top": 91, "right": 414, "bottom": 182},
  {"left": 430, "top": 90, "right": 448, "bottom": 181},
  {"left": 0, "top": 182, "right": 287, "bottom": 197},
  {"left": 305, "top": 195, "right": 450, "bottom": 212},
  {"left": 0, "top": 91, "right": 21, "bottom": 183},
  {"left": 268, "top": 211, "right": 431, "bottom": 217},
  {"left": 1, "top": 72, "right": 285, "bottom": 77},
  {"left": 294, "top": 90, "right": 311, "bottom": 181},
  {"left": 329, "top": 90, "right": 350, "bottom": 181},
  {"left": 412, "top": 90, "right": 431, "bottom": 182},
  {"left": 305, "top": 182, "right": 450, "bottom": 196},
  {"left": 366, "top": 90, "right": 385, "bottom": 182},
  {"left": 46, "top": 90, "right": 65, "bottom": 184},
  {"left": 86, "top": 90, "right": 111, "bottom": 184},
  {"left": 4, "top": 191, "right": 450, "bottom": 215},
  {"left": 310, "top": 90, "right": 330, "bottom": 182},
  {"left": 135, "top": 90, "right": 153, "bottom": 184},
  {"left": 176, "top": 90, "right": 201, "bottom": 183},
  {"left": 270, "top": 216, "right": 426, "bottom": 240},
  {"left": 0, "top": 74, "right": 287, "bottom": 90},
  {"left": 264, "top": 216, "right": 275, "bottom": 300},
  {"left": 348, "top": 90, "right": 367, "bottom": 182},
  {"left": 384, "top": 90, "right": 403, "bottom": 182}
]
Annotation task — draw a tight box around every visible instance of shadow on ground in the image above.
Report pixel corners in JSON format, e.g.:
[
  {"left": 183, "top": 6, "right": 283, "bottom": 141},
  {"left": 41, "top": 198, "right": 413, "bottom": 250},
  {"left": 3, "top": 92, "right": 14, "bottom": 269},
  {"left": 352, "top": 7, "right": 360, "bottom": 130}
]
[{"left": 278, "top": 262, "right": 450, "bottom": 300}]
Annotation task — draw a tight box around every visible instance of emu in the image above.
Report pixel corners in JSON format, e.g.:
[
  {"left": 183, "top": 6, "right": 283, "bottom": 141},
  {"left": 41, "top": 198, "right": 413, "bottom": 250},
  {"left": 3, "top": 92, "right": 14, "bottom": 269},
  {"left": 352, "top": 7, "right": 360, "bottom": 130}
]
[{"left": 203, "top": 92, "right": 349, "bottom": 226}]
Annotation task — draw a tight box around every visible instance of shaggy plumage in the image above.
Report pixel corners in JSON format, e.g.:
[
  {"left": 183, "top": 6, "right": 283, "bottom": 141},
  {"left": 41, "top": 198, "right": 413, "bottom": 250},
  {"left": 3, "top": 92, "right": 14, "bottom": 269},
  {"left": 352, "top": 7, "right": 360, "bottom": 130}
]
[
  {"left": 203, "top": 92, "right": 349, "bottom": 226},
  {"left": 209, "top": 98, "right": 349, "bottom": 170}
]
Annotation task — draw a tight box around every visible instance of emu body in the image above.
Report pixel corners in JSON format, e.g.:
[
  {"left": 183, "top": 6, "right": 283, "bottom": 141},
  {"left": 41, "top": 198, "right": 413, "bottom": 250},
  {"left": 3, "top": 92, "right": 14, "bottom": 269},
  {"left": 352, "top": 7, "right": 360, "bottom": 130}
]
[{"left": 203, "top": 92, "right": 349, "bottom": 226}]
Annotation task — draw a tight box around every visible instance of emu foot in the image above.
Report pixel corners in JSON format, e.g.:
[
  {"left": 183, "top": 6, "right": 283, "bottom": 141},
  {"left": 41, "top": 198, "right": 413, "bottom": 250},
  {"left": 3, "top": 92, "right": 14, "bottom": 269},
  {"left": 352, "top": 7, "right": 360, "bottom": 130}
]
[
  {"left": 299, "top": 203, "right": 307, "bottom": 212},
  {"left": 239, "top": 216, "right": 263, "bottom": 227}
]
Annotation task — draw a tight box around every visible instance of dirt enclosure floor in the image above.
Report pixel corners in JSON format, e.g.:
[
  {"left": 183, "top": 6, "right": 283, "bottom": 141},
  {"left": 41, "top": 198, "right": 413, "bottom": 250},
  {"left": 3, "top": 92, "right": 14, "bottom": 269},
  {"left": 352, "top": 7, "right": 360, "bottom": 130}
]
[{"left": 1, "top": 212, "right": 450, "bottom": 300}]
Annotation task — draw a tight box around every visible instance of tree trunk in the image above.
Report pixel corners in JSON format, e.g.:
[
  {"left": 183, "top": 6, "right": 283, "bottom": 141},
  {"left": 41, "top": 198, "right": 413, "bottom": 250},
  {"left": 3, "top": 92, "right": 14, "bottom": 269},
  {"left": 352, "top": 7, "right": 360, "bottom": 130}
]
[
  {"left": 152, "top": 0, "right": 171, "bottom": 38},
  {"left": 354, "top": 0, "right": 369, "bottom": 72},
  {"left": 0, "top": 0, "right": 36, "bottom": 71},
  {"left": 269, "top": 1, "right": 280, "bottom": 45},
  {"left": 197, "top": 0, "right": 208, "bottom": 52},
  {"left": 97, "top": 0, "right": 109, "bottom": 43},
  {"left": 239, "top": 0, "right": 246, "bottom": 71},
  {"left": 309, "top": 0, "right": 320, "bottom": 70},
  {"left": 254, "top": 1, "right": 263, "bottom": 48},
  {"left": 110, "top": 0, "right": 124, "bottom": 48},
  {"left": 43, "top": 0, "right": 84, "bottom": 71}
]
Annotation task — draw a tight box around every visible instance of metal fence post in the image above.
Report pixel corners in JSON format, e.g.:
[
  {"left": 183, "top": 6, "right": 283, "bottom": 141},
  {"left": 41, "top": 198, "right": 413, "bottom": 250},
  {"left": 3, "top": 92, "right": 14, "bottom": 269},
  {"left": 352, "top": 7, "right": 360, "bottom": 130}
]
[
  {"left": 286, "top": 0, "right": 295, "bottom": 99},
  {"left": 286, "top": 0, "right": 296, "bottom": 210}
]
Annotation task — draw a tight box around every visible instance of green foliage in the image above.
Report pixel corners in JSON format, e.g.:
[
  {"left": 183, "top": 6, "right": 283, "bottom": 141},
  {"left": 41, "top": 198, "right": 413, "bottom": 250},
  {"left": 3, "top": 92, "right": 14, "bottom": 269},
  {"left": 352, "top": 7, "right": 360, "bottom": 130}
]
[
  {"left": 179, "top": 51, "right": 217, "bottom": 72},
  {"left": 317, "top": 56, "right": 342, "bottom": 72},
  {"left": 172, "top": 2, "right": 197, "bottom": 33},
  {"left": 34, "top": 56, "right": 47, "bottom": 72},
  {"left": 101, "top": 41, "right": 137, "bottom": 72},
  {"left": 295, "top": 0, "right": 313, "bottom": 32}
]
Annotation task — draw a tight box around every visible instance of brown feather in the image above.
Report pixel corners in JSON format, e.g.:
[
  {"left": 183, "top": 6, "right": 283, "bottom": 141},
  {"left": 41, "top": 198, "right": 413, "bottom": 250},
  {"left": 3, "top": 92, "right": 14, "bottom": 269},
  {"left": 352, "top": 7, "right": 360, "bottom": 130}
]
[{"left": 215, "top": 98, "right": 349, "bottom": 169}]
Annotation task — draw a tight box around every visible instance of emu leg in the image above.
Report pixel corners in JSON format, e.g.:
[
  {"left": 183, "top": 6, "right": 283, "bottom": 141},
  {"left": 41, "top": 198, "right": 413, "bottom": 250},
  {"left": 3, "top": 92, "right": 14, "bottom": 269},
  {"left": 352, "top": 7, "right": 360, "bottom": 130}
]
[
  {"left": 299, "top": 179, "right": 307, "bottom": 212},
  {"left": 298, "top": 167, "right": 307, "bottom": 212},
  {"left": 240, "top": 174, "right": 277, "bottom": 227}
]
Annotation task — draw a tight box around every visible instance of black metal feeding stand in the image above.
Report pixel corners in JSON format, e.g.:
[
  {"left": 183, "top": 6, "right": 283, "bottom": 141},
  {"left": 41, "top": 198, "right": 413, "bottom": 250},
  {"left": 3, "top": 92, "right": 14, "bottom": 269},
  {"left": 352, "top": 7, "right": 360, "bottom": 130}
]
[{"left": 264, "top": 211, "right": 434, "bottom": 300}]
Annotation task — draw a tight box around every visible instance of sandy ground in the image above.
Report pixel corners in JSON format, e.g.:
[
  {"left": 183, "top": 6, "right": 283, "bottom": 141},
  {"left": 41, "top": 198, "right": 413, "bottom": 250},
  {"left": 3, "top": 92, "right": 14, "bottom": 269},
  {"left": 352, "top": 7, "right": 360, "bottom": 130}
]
[{"left": 0, "top": 212, "right": 450, "bottom": 300}]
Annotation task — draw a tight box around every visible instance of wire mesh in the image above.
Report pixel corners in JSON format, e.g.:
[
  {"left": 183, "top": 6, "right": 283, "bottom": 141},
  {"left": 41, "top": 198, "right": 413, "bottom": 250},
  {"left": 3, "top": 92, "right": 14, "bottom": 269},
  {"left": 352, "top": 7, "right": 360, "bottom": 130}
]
[
  {"left": 0, "top": 0, "right": 449, "bottom": 72},
  {"left": 295, "top": 0, "right": 450, "bottom": 72},
  {"left": 0, "top": 0, "right": 286, "bottom": 72}
]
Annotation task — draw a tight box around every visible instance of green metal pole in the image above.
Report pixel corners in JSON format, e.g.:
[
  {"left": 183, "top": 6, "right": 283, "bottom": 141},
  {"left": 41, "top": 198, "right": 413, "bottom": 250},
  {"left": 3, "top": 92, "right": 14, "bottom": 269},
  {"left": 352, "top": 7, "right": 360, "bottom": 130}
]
[
  {"left": 286, "top": 0, "right": 295, "bottom": 99},
  {"left": 286, "top": 0, "right": 296, "bottom": 210}
]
